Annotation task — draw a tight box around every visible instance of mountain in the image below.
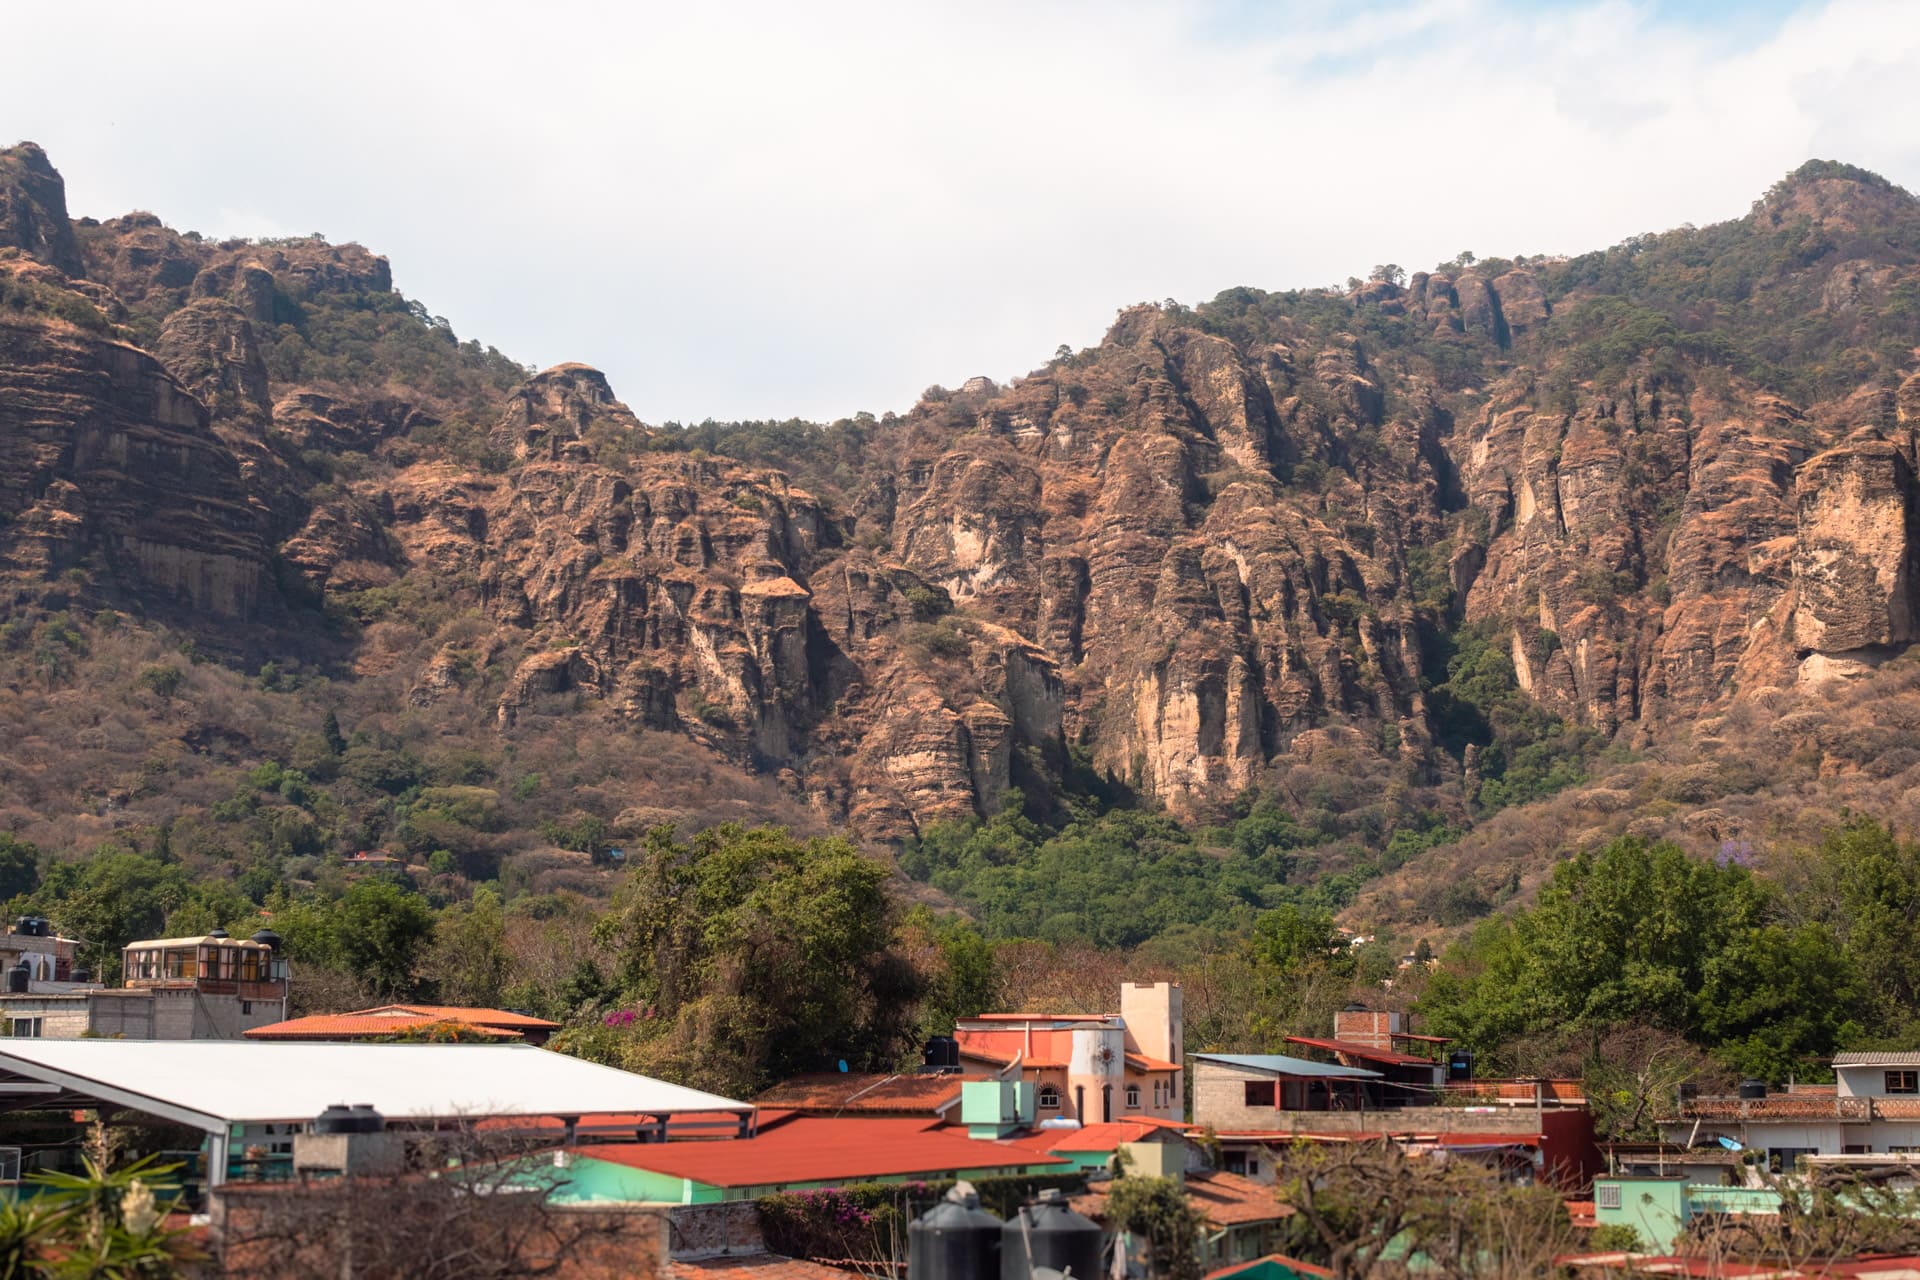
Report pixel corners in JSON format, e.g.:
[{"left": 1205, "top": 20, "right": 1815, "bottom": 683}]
[{"left": 5, "top": 142, "right": 1920, "bottom": 936}]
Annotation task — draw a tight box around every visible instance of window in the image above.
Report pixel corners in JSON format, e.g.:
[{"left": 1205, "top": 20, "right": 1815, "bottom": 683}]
[
  {"left": 1037, "top": 1086, "right": 1060, "bottom": 1110},
  {"left": 1244, "top": 1081, "right": 1276, "bottom": 1108},
  {"left": 1595, "top": 1185, "right": 1623, "bottom": 1210},
  {"left": 1887, "top": 1071, "right": 1918, "bottom": 1094},
  {"left": 1246, "top": 1159, "right": 1259, "bottom": 1178},
  {"left": 1125, "top": 1084, "right": 1141, "bottom": 1109},
  {"left": 1224, "top": 1151, "right": 1246, "bottom": 1175},
  {"left": 10, "top": 1018, "right": 41, "bottom": 1038}
]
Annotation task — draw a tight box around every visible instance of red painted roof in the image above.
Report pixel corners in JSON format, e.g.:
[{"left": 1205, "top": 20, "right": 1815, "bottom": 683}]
[
  {"left": 752, "top": 1072, "right": 983, "bottom": 1115},
  {"left": 1284, "top": 1036, "right": 1437, "bottom": 1068},
  {"left": 574, "top": 1115, "right": 1068, "bottom": 1189}
]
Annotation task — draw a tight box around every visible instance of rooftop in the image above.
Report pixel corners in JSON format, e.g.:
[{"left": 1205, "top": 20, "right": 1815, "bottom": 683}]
[
  {"left": 1283, "top": 1036, "right": 1437, "bottom": 1068},
  {"left": 1191, "top": 1052, "right": 1381, "bottom": 1080},
  {"left": 1073, "top": 1171, "right": 1294, "bottom": 1227},
  {"left": 574, "top": 1115, "right": 1067, "bottom": 1189},
  {"left": 245, "top": 1005, "right": 559, "bottom": 1041},
  {"left": 751, "top": 1072, "right": 983, "bottom": 1115},
  {"left": 124, "top": 935, "right": 272, "bottom": 950},
  {"left": 0, "top": 1040, "right": 749, "bottom": 1133},
  {"left": 1832, "top": 1051, "right": 1920, "bottom": 1067},
  {"left": 1003, "top": 1119, "right": 1195, "bottom": 1155},
  {"left": 668, "top": 1255, "right": 858, "bottom": 1280}
]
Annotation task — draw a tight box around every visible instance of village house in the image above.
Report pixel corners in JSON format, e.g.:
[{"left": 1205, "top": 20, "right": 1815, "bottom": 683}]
[
  {"left": 1190, "top": 1007, "right": 1599, "bottom": 1189},
  {"left": 1661, "top": 1051, "right": 1920, "bottom": 1169},
  {"left": 951, "top": 981, "right": 1183, "bottom": 1124},
  {"left": 0, "top": 924, "right": 288, "bottom": 1040}
]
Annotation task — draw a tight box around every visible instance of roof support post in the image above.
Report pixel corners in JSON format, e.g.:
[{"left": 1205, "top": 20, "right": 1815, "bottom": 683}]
[{"left": 206, "top": 1129, "right": 229, "bottom": 1188}]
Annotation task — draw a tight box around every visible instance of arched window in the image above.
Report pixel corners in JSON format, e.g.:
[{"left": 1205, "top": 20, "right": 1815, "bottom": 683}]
[
  {"left": 1125, "top": 1084, "right": 1141, "bottom": 1109},
  {"left": 1037, "top": 1085, "right": 1061, "bottom": 1110}
]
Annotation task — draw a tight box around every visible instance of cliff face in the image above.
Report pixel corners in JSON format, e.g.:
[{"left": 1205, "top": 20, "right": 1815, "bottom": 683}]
[{"left": 7, "top": 143, "right": 1920, "bottom": 842}]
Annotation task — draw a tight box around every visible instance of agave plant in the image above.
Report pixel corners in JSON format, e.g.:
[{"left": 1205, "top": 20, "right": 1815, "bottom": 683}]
[{"left": 27, "top": 1155, "right": 197, "bottom": 1279}]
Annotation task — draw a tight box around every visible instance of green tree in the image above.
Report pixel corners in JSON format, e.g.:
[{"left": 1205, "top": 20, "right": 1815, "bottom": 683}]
[
  {"left": 1105, "top": 1174, "right": 1206, "bottom": 1280},
  {"left": 35, "top": 854, "right": 193, "bottom": 981},
  {"left": 331, "top": 880, "right": 436, "bottom": 999},
  {"left": 581, "top": 824, "right": 908, "bottom": 1094},
  {"left": 427, "top": 888, "right": 510, "bottom": 1008},
  {"left": 0, "top": 833, "right": 42, "bottom": 903}
]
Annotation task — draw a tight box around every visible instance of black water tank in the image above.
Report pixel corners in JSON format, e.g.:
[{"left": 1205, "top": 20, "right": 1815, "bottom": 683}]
[
  {"left": 71, "top": 968, "right": 91, "bottom": 985},
  {"left": 250, "top": 929, "right": 282, "bottom": 952},
  {"left": 910, "top": 1189, "right": 1002, "bottom": 1280},
  {"left": 923, "top": 1036, "right": 961, "bottom": 1072},
  {"left": 208, "top": 928, "right": 229, "bottom": 940},
  {"left": 1739, "top": 1079, "right": 1768, "bottom": 1100},
  {"left": 1001, "top": 1193, "right": 1103, "bottom": 1280},
  {"left": 1447, "top": 1050, "right": 1474, "bottom": 1083},
  {"left": 5, "top": 964, "right": 28, "bottom": 994},
  {"left": 313, "top": 1104, "right": 386, "bottom": 1135}
]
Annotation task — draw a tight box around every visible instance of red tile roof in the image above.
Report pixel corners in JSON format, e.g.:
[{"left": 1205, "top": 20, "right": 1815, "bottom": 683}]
[
  {"left": 1125, "top": 1053, "right": 1181, "bottom": 1072},
  {"left": 1284, "top": 1036, "right": 1437, "bottom": 1068},
  {"left": 964, "top": 1013, "right": 1114, "bottom": 1023},
  {"left": 752, "top": 1073, "right": 983, "bottom": 1115},
  {"left": 574, "top": 1115, "right": 1069, "bottom": 1189},
  {"left": 363, "top": 1004, "right": 559, "bottom": 1029},
  {"left": 669, "top": 1254, "right": 859, "bottom": 1280},
  {"left": 245, "top": 1004, "right": 559, "bottom": 1041},
  {"left": 1074, "top": 1172, "right": 1293, "bottom": 1227},
  {"left": 1003, "top": 1121, "right": 1193, "bottom": 1154},
  {"left": 243, "top": 1015, "right": 522, "bottom": 1040}
]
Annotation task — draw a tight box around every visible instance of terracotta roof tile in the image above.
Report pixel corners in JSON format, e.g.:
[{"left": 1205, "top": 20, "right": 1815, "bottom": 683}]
[
  {"left": 1073, "top": 1172, "right": 1293, "bottom": 1227},
  {"left": 752, "top": 1073, "right": 982, "bottom": 1114},
  {"left": 575, "top": 1115, "right": 1068, "bottom": 1189},
  {"left": 243, "top": 1015, "right": 522, "bottom": 1040},
  {"left": 669, "top": 1254, "right": 857, "bottom": 1280}
]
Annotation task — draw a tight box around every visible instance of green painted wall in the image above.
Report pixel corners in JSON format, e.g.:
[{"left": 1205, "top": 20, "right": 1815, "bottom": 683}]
[{"left": 546, "top": 1157, "right": 1069, "bottom": 1205}]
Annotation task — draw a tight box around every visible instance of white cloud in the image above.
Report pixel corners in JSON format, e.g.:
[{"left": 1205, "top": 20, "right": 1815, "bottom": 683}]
[{"left": 4, "top": 0, "right": 1918, "bottom": 421}]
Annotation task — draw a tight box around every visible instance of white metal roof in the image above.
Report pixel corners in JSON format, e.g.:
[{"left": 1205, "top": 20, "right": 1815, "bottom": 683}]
[
  {"left": 1832, "top": 1051, "right": 1920, "bottom": 1067},
  {"left": 123, "top": 936, "right": 269, "bottom": 950},
  {"left": 0, "top": 1040, "right": 750, "bottom": 1133}
]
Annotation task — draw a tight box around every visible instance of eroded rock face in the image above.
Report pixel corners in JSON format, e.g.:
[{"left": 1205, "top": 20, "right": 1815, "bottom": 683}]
[
  {"left": 11, "top": 142, "right": 1920, "bottom": 839},
  {"left": 0, "top": 144, "right": 84, "bottom": 277},
  {"left": 1792, "top": 440, "right": 1920, "bottom": 658},
  {"left": 0, "top": 321, "right": 271, "bottom": 618}
]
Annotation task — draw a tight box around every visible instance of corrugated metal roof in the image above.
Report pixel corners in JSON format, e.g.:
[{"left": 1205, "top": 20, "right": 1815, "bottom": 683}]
[
  {"left": 0, "top": 1040, "right": 750, "bottom": 1131},
  {"left": 1284, "top": 1036, "right": 1437, "bottom": 1068},
  {"left": 1833, "top": 1051, "right": 1920, "bottom": 1066},
  {"left": 1191, "top": 1053, "right": 1381, "bottom": 1080}
]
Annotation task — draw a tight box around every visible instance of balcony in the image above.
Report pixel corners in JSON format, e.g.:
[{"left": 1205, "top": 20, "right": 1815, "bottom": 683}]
[{"left": 1673, "top": 1095, "right": 1920, "bottom": 1123}]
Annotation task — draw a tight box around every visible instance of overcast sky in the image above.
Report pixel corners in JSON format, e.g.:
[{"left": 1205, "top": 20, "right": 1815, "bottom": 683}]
[{"left": 7, "top": 0, "right": 1920, "bottom": 422}]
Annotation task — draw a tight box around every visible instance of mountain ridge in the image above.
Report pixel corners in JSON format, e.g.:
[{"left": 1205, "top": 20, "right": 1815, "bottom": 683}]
[{"left": 5, "top": 141, "right": 1920, "bottom": 940}]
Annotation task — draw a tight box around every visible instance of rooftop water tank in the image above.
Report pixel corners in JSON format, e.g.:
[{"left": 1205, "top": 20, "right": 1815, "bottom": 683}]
[
  {"left": 1001, "top": 1191, "right": 1103, "bottom": 1280},
  {"left": 909, "top": 1183, "right": 1002, "bottom": 1280},
  {"left": 250, "top": 929, "right": 282, "bottom": 952},
  {"left": 312, "top": 1104, "right": 386, "bottom": 1135},
  {"left": 1739, "top": 1079, "right": 1769, "bottom": 1100},
  {"left": 6, "top": 963, "right": 28, "bottom": 994}
]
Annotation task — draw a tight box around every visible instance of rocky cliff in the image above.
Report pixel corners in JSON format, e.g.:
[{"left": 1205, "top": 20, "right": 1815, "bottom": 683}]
[{"left": 6, "top": 142, "right": 1920, "bottom": 858}]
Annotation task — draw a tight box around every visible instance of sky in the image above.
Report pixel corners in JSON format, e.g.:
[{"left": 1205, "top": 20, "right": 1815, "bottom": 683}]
[{"left": 6, "top": 0, "right": 1920, "bottom": 423}]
